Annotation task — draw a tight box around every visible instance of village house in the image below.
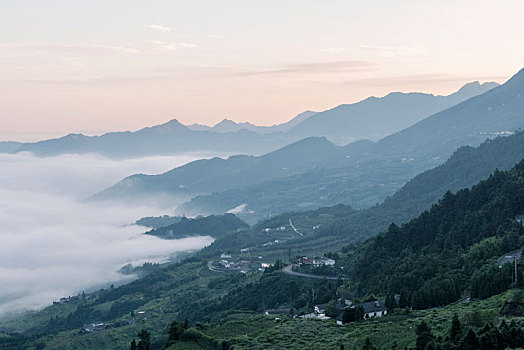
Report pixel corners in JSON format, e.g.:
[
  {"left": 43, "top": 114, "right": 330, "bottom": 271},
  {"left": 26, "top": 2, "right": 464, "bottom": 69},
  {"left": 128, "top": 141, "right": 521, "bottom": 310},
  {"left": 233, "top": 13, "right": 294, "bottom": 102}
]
[
  {"left": 361, "top": 300, "right": 388, "bottom": 318},
  {"left": 81, "top": 322, "right": 106, "bottom": 333},
  {"left": 264, "top": 308, "right": 291, "bottom": 316},
  {"left": 300, "top": 256, "right": 335, "bottom": 267},
  {"left": 300, "top": 257, "right": 314, "bottom": 265},
  {"left": 313, "top": 257, "right": 335, "bottom": 267}
]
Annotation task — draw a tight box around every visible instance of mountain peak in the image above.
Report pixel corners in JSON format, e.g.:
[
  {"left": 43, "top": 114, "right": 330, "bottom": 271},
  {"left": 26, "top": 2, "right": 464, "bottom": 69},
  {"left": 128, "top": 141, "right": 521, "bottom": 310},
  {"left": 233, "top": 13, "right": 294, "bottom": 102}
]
[
  {"left": 214, "top": 119, "right": 238, "bottom": 127},
  {"left": 142, "top": 118, "right": 188, "bottom": 133},
  {"left": 163, "top": 118, "right": 186, "bottom": 127},
  {"left": 455, "top": 80, "right": 498, "bottom": 94},
  {"left": 504, "top": 67, "right": 524, "bottom": 86}
]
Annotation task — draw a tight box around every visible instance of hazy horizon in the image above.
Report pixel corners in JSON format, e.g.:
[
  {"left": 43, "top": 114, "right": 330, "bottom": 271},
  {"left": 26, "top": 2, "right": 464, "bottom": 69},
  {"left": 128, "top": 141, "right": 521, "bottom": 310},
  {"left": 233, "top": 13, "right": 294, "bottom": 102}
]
[
  {"left": 2, "top": 1, "right": 523, "bottom": 141},
  {"left": 0, "top": 79, "right": 505, "bottom": 142}
]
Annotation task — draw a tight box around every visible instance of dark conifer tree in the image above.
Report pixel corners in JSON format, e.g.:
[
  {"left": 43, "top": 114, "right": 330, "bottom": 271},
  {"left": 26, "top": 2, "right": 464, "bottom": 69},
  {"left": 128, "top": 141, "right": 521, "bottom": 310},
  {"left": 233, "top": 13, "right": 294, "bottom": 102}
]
[
  {"left": 450, "top": 313, "right": 462, "bottom": 342},
  {"left": 461, "top": 329, "right": 480, "bottom": 350},
  {"left": 362, "top": 337, "right": 376, "bottom": 350},
  {"left": 168, "top": 321, "right": 184, "bottom": 342},
  {"left": 415, "top": 321, "right": 433, "bottom": 350},
  {"left": 137, "top": 329, "right": 151, "bottom": 350}
]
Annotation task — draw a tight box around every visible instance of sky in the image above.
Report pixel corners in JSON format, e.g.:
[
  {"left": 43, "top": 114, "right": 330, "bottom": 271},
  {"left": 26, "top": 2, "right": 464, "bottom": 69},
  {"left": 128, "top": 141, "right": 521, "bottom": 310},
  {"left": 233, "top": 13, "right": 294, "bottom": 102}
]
[{"left": 1, "top": 0, "right": 523, "bottom": 141}]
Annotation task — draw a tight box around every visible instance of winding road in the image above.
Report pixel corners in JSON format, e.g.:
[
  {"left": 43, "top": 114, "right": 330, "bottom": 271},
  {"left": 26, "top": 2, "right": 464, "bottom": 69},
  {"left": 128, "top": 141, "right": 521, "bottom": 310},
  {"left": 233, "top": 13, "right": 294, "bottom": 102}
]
[{"left": 289, "top": 219, "right": 303, "bottom": 236}]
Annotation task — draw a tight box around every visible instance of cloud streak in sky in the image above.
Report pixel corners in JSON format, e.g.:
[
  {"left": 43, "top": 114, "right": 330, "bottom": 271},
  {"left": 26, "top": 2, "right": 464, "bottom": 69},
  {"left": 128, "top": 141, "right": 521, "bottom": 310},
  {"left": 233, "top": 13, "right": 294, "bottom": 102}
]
[
  {"left": 152, "top": 40, "right": 197, "bottom": 51},
  {"left": 149, "top": 24, "right": 172, "bottom": 33},
  {"left": 236, "top": 60, "right": 376, "bottom": 77}
]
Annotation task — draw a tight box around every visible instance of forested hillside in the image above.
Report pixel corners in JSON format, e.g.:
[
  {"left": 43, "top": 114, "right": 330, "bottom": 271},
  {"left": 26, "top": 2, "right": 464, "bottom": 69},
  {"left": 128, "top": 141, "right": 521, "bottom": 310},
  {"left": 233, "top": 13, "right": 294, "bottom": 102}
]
[
  {"left": 352, "top": 160, "right": 524, "bottom": 309},
  {"left": 146, "top": 214, "right": 249, "bottom": 240},
  {"left": 200, "top": 131, "right": 524, "bottom": 260},
  {"left": 1, "top": 153, "right": 523, "bottom": 350}
]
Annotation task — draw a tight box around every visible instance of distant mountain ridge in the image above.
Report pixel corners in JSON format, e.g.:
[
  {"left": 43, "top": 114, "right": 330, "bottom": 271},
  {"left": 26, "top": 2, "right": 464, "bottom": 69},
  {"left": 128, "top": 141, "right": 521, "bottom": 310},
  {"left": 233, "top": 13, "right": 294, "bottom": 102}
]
[
  {"left": 0, "top": 81, "right": 497, "bottom": 158},
  {"left": 286, "top": 81, "right": 499, "bottom": 144},
  {"left": 89, "top": 136, "right": 353, "bottom": 205},
  {"left": 3, "top": 119, "right": 293, "bottom": 158},
  {"left": 175, "top": 69, "right": 523, "bottom": 222},
  {"left": 187, "top": 110, "right": 317, "bottom": 134}
]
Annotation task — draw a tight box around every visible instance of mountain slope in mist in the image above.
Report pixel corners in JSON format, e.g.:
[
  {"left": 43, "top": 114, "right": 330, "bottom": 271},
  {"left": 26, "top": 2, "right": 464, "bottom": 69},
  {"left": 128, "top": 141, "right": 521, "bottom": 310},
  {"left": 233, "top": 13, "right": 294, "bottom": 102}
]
[
  {"left": 90, "top": 137, "right": 367, "bottom": 205},
  {"left": 177, "top": 69, "right": 524, "bottom": 221},
  {"left": 286, "top": 81, "right": 498, "bottom": 144}
]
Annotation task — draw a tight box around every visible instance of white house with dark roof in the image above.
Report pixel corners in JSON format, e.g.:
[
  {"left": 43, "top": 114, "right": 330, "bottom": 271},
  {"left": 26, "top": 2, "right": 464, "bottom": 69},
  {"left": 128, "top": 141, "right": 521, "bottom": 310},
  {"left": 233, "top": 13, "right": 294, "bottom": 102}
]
[{"left": 361, "top": 299, "right": 388, "bottom": 318}]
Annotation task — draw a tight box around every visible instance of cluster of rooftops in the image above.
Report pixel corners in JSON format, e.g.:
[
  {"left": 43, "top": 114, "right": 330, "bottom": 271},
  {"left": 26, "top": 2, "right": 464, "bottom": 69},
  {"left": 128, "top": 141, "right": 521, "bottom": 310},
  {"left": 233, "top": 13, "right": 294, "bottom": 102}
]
[{"left": 265, "top": 297, "right": 395, "bottom": 325}]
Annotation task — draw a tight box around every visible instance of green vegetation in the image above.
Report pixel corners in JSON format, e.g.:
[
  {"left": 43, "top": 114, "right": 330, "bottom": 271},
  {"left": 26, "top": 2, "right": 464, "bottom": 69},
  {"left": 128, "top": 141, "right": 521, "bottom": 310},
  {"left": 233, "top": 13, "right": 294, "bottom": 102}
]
[
  {"left": 352, "top": 160, "right": 524, "bottom": 309},
  {"left": 136, "top": 215, "right": 182, "bottom": 229},
  {"left": 3, "top": 124, "right": 524, "bottom": 349},
  {"left": 191, "top": 130, "right": 524, "bottom": 262},
  {"left": 163, "top": 290, "right": 523, "bottom": 349},
  {"left": 146, "top": 214, "right": 249, "bottom": 240}
]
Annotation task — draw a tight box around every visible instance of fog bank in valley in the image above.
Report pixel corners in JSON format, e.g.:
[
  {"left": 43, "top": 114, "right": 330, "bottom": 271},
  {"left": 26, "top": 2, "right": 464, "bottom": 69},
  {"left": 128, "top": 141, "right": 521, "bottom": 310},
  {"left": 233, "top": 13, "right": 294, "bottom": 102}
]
[{"left": 0, "top": 152, "right": 218, "bottom": 317}]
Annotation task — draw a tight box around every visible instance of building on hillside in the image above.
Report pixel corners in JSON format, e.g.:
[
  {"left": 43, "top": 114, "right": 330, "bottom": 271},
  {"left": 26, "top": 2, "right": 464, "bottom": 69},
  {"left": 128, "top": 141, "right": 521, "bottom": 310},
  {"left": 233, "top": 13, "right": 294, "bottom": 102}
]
[
  {"left": 515, "top": 215, "right": 524, "bottom": 226},
  {"left": 220, "top": 253, "right": 231, "bottom": 259},
  {"left": 300, "top": 257, "right": 335, "bottom": 267},
  {"left": 313, "top": 257, "right": 335, "bottom": 267},
  {"left": 314, "top": 304, "right": 326, "bottom": 314},
  {"left": 300, "top": 257, "right": 314, "bottom": 265},
  {"left": 361, "top": 300, "right": 388, "bottom": 318},
  {"left": 81, "top": 322, "right": 106, "bottom": 333},
  {"left": 264, "top": 308, "right": 291, "bottom": 316}
]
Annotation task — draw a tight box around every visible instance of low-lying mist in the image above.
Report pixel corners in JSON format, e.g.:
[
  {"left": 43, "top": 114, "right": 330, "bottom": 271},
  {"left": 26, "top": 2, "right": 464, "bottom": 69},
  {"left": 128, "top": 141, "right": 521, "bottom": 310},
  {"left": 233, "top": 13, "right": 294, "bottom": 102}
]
[{"left": 0, "top": 152, "right": 219, "bottom": 318}]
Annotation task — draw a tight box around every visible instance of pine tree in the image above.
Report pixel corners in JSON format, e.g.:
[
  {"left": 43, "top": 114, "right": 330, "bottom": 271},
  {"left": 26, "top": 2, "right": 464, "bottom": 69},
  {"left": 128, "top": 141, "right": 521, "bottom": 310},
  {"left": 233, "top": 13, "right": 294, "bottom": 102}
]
[
  {"left": 130, "top": 339, "right": 137, "bottom": 350},
  {"left": 461, "top": 329, "right": 480, "bottom": 350},
  {"left": 137, "top": 329, "right": 151, "bottom": 350},
  {"left": 415, "top": 321, "right": 433, "bottom": 350},
  {"left": 168, "top": 321, "right": 184, "bottom": 342},
  {"left": 398, "top": 291, "right": 409, "bottom": 308},
  {"left": 342, "top": 308, "right": 353, "bottom": 324},
  {"left": 362, "top": 337, "right": 376, "bottom": 350},
  {"left": 450, "top": 313, "right": 462, "bottom": 341}
]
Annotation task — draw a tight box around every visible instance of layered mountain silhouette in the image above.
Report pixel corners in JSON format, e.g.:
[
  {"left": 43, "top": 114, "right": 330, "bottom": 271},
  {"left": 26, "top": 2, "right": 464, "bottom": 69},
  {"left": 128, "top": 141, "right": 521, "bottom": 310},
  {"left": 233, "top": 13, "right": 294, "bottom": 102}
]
[
  {"left": 286, "top": 81, "right": 498, "bottom": 144},
  {"left": 1, "top": 82, "right": 496, "bottom": 158},
  {"left": 90, "top": 136, "right": 365, "bottom": 205},
  {"left": 187, "top": 111, "right": 317, "bottom": 134},
  {"left": 173, "top": 69, "right": 524, "bottom": 221}
]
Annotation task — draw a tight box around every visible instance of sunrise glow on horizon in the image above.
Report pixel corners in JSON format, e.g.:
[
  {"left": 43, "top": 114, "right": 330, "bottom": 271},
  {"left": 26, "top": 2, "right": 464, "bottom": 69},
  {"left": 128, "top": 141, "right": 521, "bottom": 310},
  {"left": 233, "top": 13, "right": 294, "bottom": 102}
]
[{"left": 1, "top": 0, "right": 523, "bottom": 141}]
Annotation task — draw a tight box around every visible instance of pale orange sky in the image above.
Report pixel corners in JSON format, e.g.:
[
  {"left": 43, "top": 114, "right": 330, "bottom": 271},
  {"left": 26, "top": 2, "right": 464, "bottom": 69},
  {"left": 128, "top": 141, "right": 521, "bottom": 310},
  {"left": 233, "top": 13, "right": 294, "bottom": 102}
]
[{"left": 0, "top": 0, "right": 523, "bottom": 141}]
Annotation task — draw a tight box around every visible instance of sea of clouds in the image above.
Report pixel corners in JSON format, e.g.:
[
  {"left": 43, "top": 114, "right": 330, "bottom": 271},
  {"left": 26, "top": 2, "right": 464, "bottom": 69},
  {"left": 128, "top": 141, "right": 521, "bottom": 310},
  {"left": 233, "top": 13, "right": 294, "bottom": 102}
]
[{"left": 0, "top": 152, "right": 220, "bottom": 317}]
